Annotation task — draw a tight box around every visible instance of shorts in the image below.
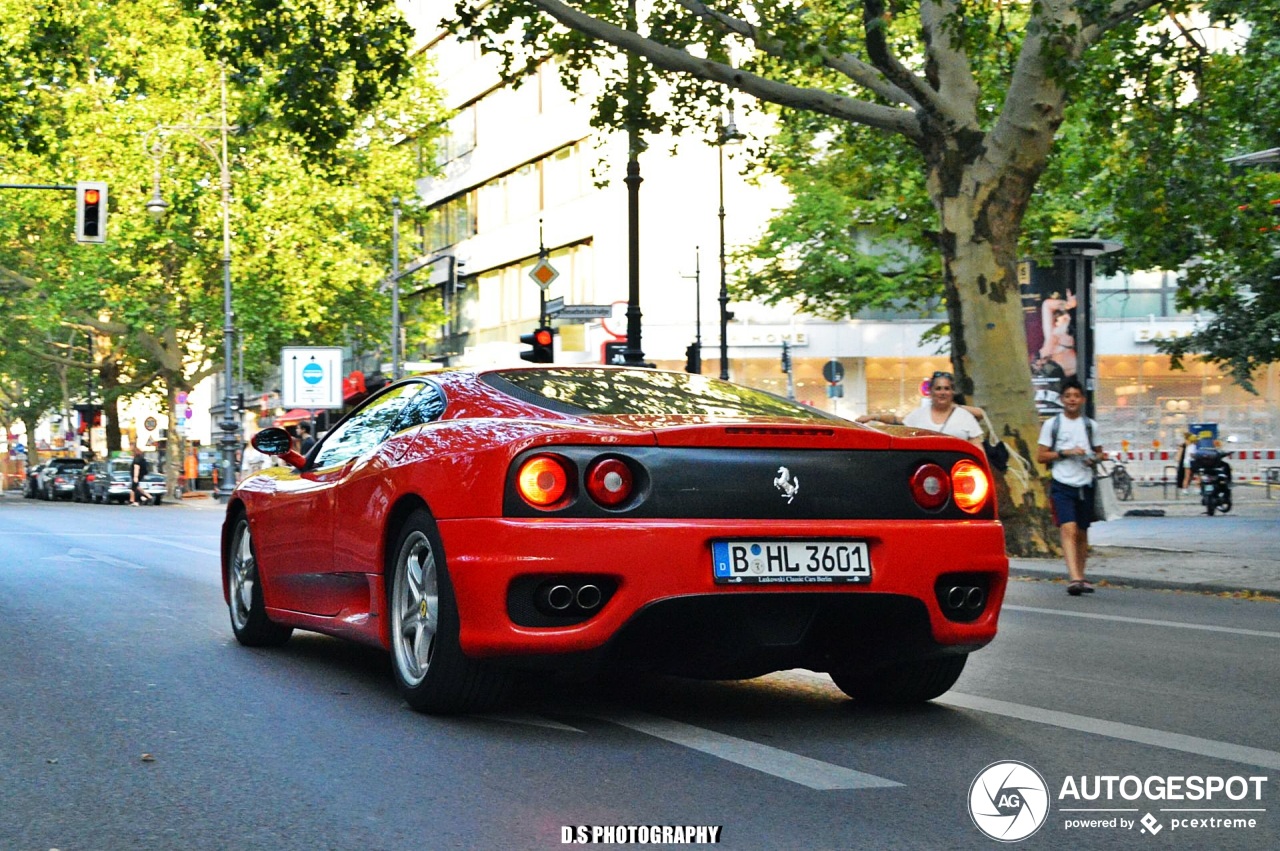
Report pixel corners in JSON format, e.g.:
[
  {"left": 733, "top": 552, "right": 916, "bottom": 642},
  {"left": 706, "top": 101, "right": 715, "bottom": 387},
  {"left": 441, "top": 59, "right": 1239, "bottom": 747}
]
[{"left": 1050, "top": 480, "right": 1094, "bottom": 529}]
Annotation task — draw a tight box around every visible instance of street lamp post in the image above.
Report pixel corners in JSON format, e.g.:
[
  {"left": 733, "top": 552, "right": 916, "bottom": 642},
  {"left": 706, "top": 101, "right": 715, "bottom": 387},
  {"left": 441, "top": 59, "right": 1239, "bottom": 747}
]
[
  {"left": 145, "top": 66, "right": 239, "bottom": 502},
  {"left": 716, "top": 102, "right": 745, "bottom": 381}
]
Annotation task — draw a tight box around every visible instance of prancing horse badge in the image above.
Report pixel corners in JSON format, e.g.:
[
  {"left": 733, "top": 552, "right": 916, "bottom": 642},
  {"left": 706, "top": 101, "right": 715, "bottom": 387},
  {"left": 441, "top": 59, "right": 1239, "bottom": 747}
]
[{"left": 773, "top": 466, "right": 799, "bottom": 503}]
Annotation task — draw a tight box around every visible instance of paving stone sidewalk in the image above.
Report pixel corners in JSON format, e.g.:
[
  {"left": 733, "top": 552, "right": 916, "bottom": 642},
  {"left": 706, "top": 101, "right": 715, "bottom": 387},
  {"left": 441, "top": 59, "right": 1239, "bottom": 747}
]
[{"left": 1010, "top": 483, "right": 1280, "bottom": 597}]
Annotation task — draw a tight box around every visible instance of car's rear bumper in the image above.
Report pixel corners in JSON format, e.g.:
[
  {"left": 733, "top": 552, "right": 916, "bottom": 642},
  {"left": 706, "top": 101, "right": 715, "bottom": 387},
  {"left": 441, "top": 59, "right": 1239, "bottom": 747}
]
[{"left": 439, "top": 518, "right": 1007, "bottom": 665}]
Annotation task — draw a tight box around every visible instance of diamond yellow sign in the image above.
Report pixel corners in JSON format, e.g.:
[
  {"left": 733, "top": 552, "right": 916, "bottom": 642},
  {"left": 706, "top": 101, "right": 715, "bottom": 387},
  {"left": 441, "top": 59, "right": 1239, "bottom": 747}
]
[{"left": 529, "top": 257, "right": 559, "bottom": 290}]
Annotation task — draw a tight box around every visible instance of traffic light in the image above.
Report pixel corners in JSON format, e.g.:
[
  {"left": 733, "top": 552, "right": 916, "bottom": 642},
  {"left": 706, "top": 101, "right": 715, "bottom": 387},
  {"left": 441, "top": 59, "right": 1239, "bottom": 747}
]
[
  {"left": 780, "top": 340, "right": 793, "bottom": 374},
  {"left": 520, "top": 326, "right": 555, "bottom": 363},
  {"left": 75, "top": 181, "right": 108, "bottom": 244},
  {"left": 684, "top": 342, "right": 702, "bottom": 374}
]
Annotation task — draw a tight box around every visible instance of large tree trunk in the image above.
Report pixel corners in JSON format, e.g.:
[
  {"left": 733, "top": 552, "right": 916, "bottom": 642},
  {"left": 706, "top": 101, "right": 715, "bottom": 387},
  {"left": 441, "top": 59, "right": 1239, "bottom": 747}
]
[{"left": 932, "top": 163, "right": 1057, "bottom": 557}]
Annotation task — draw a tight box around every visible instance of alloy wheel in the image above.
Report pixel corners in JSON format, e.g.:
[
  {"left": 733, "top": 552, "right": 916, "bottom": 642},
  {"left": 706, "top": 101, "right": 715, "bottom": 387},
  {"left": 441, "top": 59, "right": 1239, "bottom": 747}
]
[
  {"left": 229, "top": 521, "right": 256, "bottom": 631},
  {"left": 391, "top": 531, "right": 439, "bottom": 687}
]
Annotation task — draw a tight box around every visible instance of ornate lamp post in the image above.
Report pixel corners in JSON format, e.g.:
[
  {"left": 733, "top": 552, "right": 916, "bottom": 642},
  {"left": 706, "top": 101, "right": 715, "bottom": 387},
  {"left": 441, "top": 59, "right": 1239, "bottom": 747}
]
[
  {"left": 144, "top": 67, "right": 238, "bottom": 501},
  {"left": 717, "top": 102, "right": 745, "bottom": 380}
]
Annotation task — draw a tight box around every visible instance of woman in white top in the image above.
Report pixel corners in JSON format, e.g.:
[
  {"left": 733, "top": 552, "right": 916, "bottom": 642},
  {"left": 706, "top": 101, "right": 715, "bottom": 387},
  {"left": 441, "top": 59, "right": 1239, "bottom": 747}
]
[{"left": 858, "top": 371, "right": 984, "bottom": 447}]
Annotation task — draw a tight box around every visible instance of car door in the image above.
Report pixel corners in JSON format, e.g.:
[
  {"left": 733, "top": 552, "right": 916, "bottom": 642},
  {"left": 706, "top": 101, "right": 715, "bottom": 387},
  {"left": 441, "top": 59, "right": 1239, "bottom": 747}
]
[{"left": 252, "top": 381, "right": 427, "bottom": 616}]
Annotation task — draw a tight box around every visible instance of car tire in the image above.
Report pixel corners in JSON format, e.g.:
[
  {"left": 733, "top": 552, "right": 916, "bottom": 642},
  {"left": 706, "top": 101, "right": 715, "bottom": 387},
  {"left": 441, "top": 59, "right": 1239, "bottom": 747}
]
[
  {"left": 226, "top": 515, "right": 293, "bottom": 647},
  {"left": 830, "top": 654, "right": 968, "bottom": 704},
  {"left": 388, "top": 508, "right": 511, "bottom": 715},
  {"left": 152, "top": 496, "right": 163, "bottom": 506}
]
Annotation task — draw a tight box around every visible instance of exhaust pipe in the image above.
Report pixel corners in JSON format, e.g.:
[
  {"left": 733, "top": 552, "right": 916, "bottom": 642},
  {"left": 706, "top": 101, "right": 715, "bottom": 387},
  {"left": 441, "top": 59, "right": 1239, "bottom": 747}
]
[
  {"left": 575, "top": 584, "right": 602, "bottom": 610},
  {"left": 965, "top": 587, "right": 985, "bottom": 610},
  {"left": 947, "top": 586, "right": 968, "bottom": 610},
  {"left": 544, "top": 584, "right": 574, "bottom": 611}
]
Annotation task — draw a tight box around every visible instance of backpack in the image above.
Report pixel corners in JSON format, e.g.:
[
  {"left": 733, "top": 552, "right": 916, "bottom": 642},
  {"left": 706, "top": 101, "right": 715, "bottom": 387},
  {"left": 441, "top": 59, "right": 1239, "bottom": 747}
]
[{"left": 1048, "top": 413, "right": 1096, "bottom": 463}]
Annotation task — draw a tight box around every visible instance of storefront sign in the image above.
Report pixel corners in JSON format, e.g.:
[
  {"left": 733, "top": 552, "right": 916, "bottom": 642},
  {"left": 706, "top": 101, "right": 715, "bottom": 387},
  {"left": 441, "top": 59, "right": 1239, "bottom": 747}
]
[
  {"left": 1134, "top": 328, "right": 1194, "bottom": 343},
  {"left": 724, "top": 328, "right": 808, "bottom": 347}
]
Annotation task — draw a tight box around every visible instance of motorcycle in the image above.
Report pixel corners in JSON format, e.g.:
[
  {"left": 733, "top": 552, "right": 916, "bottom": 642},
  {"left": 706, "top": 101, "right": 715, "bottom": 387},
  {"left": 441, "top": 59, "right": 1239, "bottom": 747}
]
[{"left": 1193, "top": 448, "right": 1233, "bottom": 516}]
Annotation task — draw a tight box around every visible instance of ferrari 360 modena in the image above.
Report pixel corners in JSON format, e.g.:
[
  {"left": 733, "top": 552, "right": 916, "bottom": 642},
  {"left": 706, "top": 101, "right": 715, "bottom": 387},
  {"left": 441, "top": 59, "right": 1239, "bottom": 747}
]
[{"left": 222, "top": 367, "right": 1008, "bottom": 714}]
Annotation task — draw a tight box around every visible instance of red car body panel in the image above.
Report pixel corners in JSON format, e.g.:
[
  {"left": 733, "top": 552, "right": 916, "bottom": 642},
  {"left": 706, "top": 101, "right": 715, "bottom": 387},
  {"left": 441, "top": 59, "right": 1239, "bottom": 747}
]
[{"left": 222, "top": 367, "right": 1009, "bottom": 677}]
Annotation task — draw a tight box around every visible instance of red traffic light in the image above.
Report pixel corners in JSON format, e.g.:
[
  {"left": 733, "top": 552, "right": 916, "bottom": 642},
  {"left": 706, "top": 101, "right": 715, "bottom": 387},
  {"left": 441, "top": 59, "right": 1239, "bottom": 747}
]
[
  {"left": 520, "top": 325, "right": 555, "bottom": 363},
  {"left": 76, "top": 181, "right": 108, "bottom": 243}
]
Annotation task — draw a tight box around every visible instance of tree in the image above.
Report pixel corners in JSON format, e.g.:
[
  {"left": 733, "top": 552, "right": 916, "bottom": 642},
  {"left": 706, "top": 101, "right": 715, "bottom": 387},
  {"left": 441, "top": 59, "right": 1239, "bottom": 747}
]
[
  {"left": 0, "top": 0, "right": 444, "bottom": 490},
  {"left": 452, "top": 0, "right": 1275, "bottom": 555}
]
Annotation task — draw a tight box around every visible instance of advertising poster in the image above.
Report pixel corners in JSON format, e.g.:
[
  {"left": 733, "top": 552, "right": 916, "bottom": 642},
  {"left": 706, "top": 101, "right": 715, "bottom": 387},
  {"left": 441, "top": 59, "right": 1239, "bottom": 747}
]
[{"left": 1022, "top": 261, "right": 1080, "bottom": 416}]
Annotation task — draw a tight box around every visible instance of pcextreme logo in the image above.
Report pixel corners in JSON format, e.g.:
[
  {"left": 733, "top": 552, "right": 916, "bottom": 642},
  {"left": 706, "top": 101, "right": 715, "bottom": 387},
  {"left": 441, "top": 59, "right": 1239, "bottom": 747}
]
[{"left": 968, "top": 761, "right": 1051, "bottom": 842}]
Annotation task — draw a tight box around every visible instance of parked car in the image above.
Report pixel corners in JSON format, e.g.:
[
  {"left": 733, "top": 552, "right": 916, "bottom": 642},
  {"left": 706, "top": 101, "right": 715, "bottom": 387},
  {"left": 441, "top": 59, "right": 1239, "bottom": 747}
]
[
  {"left": 223, "top": 366, "right": 1008, "bottom": 715},
  {"left": 91, "top": 457, "right": 165, "bottom": 504},
  {"left": 23, "top": 463, "right": 45, "bottom": 498},
  {"left": 73, "top": 462, "right": 106, "bottom": 502},
  {"left": 36, "top": 458, "right": 86, "bottom": 500}
]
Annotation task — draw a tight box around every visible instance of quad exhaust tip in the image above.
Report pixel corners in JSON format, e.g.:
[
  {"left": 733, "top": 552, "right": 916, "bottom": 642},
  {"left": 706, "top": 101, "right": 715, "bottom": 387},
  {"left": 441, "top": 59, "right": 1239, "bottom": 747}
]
[{"left": 946, "top": 585, "right": 986, "bottom": 611}]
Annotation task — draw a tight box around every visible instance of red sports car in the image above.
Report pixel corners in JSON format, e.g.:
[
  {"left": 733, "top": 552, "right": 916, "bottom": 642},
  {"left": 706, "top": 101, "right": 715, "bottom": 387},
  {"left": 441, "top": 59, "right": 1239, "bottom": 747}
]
[{"left": 222, "top": 367, "right": 1008, "bottom": 714}]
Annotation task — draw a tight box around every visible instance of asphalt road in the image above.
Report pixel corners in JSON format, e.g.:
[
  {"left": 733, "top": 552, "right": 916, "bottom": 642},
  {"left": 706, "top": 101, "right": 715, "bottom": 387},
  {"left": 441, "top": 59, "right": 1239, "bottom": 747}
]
[{"left": 2, "top": 498, "right": 1276, "bottom": 850}]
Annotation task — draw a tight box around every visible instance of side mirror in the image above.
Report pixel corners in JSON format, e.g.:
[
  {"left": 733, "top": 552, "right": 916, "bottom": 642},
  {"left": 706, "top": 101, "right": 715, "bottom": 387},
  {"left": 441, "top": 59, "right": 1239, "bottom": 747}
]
[{"left": 251, "top": 427, "right": 293, "bottom": 455}]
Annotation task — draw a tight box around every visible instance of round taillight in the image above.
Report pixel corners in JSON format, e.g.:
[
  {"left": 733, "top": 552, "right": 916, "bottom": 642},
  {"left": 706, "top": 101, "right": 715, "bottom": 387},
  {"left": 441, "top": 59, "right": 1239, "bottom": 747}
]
[
  {"left": 516, "top": 455, "right": 570, "bottom": 508},
  {"left": 909, "top": 463, "right": 951, "bottom": 510},
  {"left": 951, "top": 459, "right": 990, "bottom": 513},
  {"left": 585, "top": 457, "right": 633, "bottom": 507}
]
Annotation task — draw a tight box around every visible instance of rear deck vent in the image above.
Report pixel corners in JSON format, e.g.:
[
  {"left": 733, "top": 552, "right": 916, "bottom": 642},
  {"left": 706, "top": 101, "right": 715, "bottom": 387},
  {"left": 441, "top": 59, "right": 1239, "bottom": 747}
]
[{"left": 723, "top": 427, "right": 836, "bottom": 437}]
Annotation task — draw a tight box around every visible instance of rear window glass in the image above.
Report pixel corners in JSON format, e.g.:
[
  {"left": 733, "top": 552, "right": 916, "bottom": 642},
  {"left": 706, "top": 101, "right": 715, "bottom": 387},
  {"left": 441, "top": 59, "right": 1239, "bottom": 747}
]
[{"left": 484, "top": 368, "right": 837, "bottom": 420}]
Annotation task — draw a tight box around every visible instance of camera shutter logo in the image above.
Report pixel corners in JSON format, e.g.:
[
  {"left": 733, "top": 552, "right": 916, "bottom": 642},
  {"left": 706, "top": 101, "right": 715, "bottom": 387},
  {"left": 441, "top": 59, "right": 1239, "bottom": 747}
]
[{"left": 968, "top": 761, "right": 1050, "bottom": 842}]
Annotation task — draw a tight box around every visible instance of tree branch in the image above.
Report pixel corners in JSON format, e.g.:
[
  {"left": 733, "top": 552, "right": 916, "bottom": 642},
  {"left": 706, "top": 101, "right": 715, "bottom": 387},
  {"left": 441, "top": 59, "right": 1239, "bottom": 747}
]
[
  {"left": 1082, "top": 0, "right": 1166, "bottom": 46},
  {"left": 862, "top": 0, "right": 958, "bottom": 128},
  {"left": 674, "top": 0, "right": 919, "bottom": 108},
  {"left": 526, "top": 0, "right": 922, "bottom": 140}
]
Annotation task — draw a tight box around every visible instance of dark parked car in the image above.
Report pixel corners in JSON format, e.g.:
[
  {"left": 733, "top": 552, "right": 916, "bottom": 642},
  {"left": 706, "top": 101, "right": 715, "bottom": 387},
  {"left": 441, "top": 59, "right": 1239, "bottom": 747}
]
[
  {"left": 91, "top": 457, "right": 165, "bottom": 505},
  {"left": 36, "top": 458, "right": 86, "bottom": 500},
  {"left": 73, "top": 462, "right": 107, "bottom": 502},
  {"left": 23, "top": 463, "right": 45, "bottom": 498}
]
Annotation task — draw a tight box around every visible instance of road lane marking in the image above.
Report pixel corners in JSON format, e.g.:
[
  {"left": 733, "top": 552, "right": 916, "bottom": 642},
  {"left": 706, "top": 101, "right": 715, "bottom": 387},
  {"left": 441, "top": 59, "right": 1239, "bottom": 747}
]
[
  {"left": 596, "top": 710, "right": 901, "bottom": 790},
  {"left": 937, "top": 693, "right": 1280, "bottom": 770},
  {"left": 476, "top": 713, "right": 584, "bottom": 733},
  {"left": 127, "top": 535, "right": 219, "bottom": 556},
  {"left": 785, "top": 671, "right": 1280, "bottom": 770},
  {"left": 1003, "top": 604, "right": 1280, "bottom": 639}
]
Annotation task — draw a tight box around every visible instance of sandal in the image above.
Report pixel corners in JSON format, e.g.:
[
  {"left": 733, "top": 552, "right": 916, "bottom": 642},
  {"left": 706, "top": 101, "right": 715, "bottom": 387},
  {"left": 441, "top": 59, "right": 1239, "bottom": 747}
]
[
  {"left": 1079, "top": 581, "right": 1095, "bottom": 594},
  {"left": 1066, "top": 581, "right": 1084, "bottom": 596}
]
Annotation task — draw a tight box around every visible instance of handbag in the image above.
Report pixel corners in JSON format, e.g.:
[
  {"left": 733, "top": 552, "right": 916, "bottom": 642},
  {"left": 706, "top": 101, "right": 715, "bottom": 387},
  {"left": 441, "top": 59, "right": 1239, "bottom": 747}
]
[
  {"left": 981, "top": 413, "right": 1010, "bottom": 472},
  {"left": 1093, "top": 462, "right": 1121, "bottom": 522}
]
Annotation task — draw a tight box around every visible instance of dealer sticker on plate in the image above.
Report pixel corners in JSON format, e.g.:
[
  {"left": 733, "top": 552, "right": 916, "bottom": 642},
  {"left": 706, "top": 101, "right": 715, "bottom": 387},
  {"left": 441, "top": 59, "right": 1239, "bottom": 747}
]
[{"left": 712, "top": 540, "right": 871, "bottom": 585}]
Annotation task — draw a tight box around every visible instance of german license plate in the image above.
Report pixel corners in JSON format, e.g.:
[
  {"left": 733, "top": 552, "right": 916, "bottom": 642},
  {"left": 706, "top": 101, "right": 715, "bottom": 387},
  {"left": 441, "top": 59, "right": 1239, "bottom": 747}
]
[{"left": 712, "top": 540, "right": 871, "bottom": 585}]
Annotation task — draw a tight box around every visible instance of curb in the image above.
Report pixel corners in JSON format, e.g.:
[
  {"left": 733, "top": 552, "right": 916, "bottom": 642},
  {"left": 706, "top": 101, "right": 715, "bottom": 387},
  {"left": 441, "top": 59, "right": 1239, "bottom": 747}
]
[{"left": 1009, "top": 564, "right": 1280, "bottom": 599}]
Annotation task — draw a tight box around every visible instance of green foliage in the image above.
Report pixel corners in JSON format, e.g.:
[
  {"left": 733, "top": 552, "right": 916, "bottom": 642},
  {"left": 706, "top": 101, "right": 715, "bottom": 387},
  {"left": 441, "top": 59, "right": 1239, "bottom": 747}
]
[
  {"left": 735, "top": 115, "right": 940, "bottom": 317},
  {"left": 0, "top": 0, "right": 445, "bottom": 423},
  {"left": 177, "top": 0, "right": 417, "bottom": 155}
]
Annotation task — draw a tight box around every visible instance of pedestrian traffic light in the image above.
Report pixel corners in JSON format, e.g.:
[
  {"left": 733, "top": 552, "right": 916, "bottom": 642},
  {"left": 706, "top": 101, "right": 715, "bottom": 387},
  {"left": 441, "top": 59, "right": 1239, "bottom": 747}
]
[
  {"left": 520, "top": 326, "right": 555, "bottom": 363},
  {"left": 75, "top": 181, "right": 108, "bottom": 244}
]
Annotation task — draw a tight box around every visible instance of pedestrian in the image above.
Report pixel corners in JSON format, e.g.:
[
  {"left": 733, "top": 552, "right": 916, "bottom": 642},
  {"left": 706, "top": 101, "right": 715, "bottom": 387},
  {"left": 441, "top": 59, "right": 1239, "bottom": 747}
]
[
  {"left": 1177, "top": 433, "right": 1197, "bottom": 493},
  {"left": 857, "top": 371, "right": 984, "bottom": 447},
  {"left": 1036, "top": 377, "right": 1105, "bottom": 596},
  {"left": 130, "top": 448, "right": 152, "bottom": 506},
  {"left": 298, "top": 423, "right": 316, "bottom": 454}
]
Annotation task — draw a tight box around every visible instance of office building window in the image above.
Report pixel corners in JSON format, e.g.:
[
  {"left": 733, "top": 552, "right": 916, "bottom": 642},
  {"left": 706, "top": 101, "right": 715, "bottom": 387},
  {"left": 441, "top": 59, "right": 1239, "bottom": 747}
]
[{"left": 425, "top": 193, "right": 476, "bottom": 252}]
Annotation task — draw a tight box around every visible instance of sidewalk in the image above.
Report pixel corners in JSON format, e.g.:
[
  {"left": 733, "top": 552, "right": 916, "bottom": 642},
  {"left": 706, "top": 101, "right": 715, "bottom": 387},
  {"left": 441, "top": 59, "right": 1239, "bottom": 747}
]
[{"left": 1010, "top": 482, "right": 1280, "bottom": 598}]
